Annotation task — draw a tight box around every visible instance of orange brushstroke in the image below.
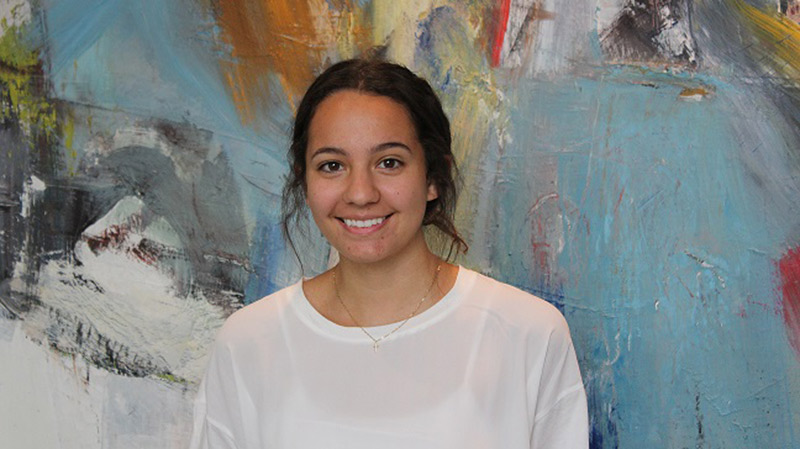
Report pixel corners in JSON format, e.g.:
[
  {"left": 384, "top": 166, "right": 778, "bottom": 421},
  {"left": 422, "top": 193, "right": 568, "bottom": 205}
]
[
  {"left": 679, "top": 87, "right": 709, "bottom": 97},
  {"left": 215, "top": 1, "right": 374, "bottom": 124},
  {"left": 215, "top": 0, "right": 322, "bottom": 124},
  {"left": 678, "top": 87, "right": 713, "bottom": 101}
]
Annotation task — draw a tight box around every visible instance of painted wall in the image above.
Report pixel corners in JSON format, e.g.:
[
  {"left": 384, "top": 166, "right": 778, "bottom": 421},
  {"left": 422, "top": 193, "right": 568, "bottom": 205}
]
[{"left": 1, "top": 0, "right": 798, "bottom": 447}]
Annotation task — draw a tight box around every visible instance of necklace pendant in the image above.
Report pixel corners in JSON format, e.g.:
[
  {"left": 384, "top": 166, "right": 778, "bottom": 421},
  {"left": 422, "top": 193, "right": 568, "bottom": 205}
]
[{"left": 334, "top": 264, "right": 442, "bottom": 354}]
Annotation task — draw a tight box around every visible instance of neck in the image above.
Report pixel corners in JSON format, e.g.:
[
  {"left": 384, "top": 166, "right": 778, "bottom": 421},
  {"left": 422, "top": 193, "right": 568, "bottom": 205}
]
[{"left": 334, "top": 243, "right": 443, "bottom": 326}]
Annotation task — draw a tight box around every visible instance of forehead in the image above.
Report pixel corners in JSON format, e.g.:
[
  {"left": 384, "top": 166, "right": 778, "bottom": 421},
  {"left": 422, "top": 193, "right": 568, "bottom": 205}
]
[
  {"left": 313, "top": 89, "right": 412, "bottom": 124},
  {"left": 306, "top": 90, "right": 418, "bottom": 149}
]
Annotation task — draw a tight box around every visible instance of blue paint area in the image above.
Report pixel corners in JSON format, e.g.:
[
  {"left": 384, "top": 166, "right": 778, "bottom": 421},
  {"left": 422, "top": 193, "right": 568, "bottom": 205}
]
[
  {"left": 38, "top": 0, "right": 127, "bottom": 73},
  {"left": 42, "top": 0, "right": 246, "bottom": 135},
  {"left": 487, "top": 67, "right": 800, "bottom": 447},
  {"left": 244, "top": 209, "right": 286, "bottom": 304}
]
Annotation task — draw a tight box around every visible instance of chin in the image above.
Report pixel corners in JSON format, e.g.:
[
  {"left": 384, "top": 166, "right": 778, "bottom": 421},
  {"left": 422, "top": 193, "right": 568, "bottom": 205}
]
[{"left": 335, "top": 249, "right": 390, "bottom": 266}]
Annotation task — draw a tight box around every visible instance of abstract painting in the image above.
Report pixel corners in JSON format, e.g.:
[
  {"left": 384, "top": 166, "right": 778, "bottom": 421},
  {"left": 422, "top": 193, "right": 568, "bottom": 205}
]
[{"left": 1, "top": 0, "right": 798, "bottom": 447}]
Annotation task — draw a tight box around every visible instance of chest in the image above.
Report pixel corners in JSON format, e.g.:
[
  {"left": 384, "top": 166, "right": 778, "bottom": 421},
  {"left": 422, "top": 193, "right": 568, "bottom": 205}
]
[{"left": 242, "top": 323, "right": 536, "bottom": 448}]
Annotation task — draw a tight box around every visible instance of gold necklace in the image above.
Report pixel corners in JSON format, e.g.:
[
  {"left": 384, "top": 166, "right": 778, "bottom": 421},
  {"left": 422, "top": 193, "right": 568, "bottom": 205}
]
[{"left": 332, "top": 264, "right": 442, "bottom": 352}]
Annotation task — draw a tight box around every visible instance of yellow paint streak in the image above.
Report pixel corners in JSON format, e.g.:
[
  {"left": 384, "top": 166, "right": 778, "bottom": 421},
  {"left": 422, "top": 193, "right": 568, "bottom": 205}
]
[
  {"left": 63, "top": 113, "right": 77, "bottom": 174},
  {"left": 63, "top": 114, "right": 74, "bottom": 151},
  {"left": 733, "top": 0, "right": 800, "bottom": 79},
  {"left": 0, "top": 17, "right": 57, "bottom": 141}
]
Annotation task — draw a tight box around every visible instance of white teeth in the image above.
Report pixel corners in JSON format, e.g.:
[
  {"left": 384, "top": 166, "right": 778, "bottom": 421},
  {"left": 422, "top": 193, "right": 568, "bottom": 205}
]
[{"left": 343, "top": 217, "right": 385, "bottom": 228}]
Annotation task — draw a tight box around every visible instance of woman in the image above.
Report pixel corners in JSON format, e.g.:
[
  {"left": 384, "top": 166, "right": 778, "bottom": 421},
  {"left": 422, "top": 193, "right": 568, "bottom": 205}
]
[{"left": 191, "top": 58, "right": 588, "bottom": 448}]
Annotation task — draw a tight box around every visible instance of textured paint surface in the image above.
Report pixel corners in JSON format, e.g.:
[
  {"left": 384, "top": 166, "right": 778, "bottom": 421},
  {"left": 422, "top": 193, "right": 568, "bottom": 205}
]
[{"left": 0, "top": 0, "right": 799, "bottom": 448}]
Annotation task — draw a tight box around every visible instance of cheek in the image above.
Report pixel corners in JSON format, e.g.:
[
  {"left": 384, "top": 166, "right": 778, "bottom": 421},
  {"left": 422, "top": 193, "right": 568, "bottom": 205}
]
[
  {"left": 304, "top": 180, "right": 330, "bottom": 216},
  {"left": 306, "top": 193, "right": 326, "bottom": 214}
]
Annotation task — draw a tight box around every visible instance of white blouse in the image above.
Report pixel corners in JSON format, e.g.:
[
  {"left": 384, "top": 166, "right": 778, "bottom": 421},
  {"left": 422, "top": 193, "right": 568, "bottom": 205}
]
[{"left": 191, "top": 267, "right": 588, "bottom": 448}]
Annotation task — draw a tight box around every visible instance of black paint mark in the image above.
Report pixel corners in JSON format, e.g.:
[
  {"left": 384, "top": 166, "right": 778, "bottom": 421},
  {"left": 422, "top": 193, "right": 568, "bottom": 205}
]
[
  {"left": 44, "top": 305, "right": 179, "bottom": 380},
  {"left": 695, "top": 391, "right": 705, "bottom": 448}
]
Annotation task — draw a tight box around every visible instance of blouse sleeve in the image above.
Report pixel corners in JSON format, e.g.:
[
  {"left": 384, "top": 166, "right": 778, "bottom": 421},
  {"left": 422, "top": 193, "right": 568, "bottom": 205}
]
[
  {"left": 190, "top": 336, "right": 247, "bottom": 449},
  {"left": 528, "top": 313, "right": 589, "bottom": 449}
]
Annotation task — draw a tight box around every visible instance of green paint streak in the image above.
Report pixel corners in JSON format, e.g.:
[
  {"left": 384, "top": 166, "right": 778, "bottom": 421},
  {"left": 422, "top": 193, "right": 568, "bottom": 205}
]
[
  {"left": 0, "top": 15, "right": 57, "bottom": 140},
  {"left": 156, "top": 373, "right": 189, "bottom": 385}
]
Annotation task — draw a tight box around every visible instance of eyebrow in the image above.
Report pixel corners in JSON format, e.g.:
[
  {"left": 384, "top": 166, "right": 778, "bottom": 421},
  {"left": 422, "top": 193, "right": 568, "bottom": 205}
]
[{"left": 309, "top": 141, "right": 412, "bottom": 159}]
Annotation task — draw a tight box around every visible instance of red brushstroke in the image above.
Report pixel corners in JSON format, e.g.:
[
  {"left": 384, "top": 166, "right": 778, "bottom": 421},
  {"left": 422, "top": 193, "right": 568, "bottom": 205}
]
[
  {"left": 491, "top": 0, "right": 512, "bottom": 67},
  {"left": 86, "top": 225, "right": 130, "bottom": 253},
  {"left": 84, "top": 222, "right": 159, "bottom": 266},
  {"left": 779, "top": 246, "right": 800, "bottom": 359}
]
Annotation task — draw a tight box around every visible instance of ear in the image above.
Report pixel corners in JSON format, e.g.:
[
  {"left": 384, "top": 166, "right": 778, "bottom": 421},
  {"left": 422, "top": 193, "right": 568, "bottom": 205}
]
[{"left": 426, "top": 181, "right": 439, "bottom": 202}]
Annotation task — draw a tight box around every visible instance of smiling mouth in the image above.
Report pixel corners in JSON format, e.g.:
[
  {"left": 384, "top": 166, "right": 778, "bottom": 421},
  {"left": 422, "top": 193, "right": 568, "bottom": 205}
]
[{"left": 340, "top": 215, "right": 390, "bottom": 228}]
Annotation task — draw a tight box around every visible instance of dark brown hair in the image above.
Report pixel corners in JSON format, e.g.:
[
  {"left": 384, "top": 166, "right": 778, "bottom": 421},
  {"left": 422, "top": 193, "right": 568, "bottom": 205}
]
[{"left": 281, "top": 57, "right": 467, "bottom": 263}]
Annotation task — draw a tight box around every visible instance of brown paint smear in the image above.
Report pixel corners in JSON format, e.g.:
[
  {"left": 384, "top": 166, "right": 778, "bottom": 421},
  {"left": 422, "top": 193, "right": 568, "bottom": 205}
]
[{"left": 215, "top": 0, "right": 373, "bottom": 125}]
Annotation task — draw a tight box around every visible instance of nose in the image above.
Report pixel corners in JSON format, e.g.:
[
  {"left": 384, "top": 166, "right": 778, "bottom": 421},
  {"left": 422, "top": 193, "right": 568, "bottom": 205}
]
[{"left": 342, "top": 168, "right": 380, "bottom": 205}]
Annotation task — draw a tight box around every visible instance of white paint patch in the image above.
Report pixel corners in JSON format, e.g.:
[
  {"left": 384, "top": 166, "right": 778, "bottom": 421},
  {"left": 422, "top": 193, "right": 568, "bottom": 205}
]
[
  {"left": 19, "top": 175, "right": 45, "bottom": 218},
  {"left": 527, "top": 0, "right": 596, "bottom": 76},
  {"left": 653, "top": 4, "right": 696, "bottom": 63},
  {"left": 680, "top": 93, "right": 705, "bottom": 102},
  {"left": 0, "top": 318, "right": 97, "bottom": 449},
  {"left": 101, "top": 374, "right": 194, "bottom": 448},
  {"left": 498, "top": 0, "right": 538, "bottom": 68},
  {"left": 29, "top": 174, "right": 45, "bottom": 191},
  {"left": 0, "top": 316, "right": 196, "bottom": 449},
  {"left": 14, "top": 196, "right": 227, "bottom": 381}
]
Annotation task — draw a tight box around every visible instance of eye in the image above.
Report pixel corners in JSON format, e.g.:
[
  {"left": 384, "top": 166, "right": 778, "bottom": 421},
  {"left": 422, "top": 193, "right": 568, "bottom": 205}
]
[
  {"left": 378, "top": 158, "right": 403, "bottom": 170},
  {"left": 318, "top": 161, "right": 343, "bottom": 173}
]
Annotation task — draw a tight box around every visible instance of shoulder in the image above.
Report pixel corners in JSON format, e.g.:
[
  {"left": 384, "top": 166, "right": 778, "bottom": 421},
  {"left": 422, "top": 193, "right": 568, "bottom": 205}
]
[
  {"left": 214, "top": 281, "right": 300, "bottom": 346},
  {"left": 460, "top": 268, "right": 571, "bottom": 339}
]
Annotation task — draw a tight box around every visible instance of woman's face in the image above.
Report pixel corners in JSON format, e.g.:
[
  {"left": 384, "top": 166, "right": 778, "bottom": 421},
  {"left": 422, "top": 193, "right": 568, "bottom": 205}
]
[{"left": 304, "top": 90, "right": 438, "bottom": 266}]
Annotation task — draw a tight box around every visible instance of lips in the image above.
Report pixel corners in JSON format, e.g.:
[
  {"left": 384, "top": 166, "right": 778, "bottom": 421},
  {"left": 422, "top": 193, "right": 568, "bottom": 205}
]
[{"left": 338, "top": 214, "right": 391, "bottom": 231}]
